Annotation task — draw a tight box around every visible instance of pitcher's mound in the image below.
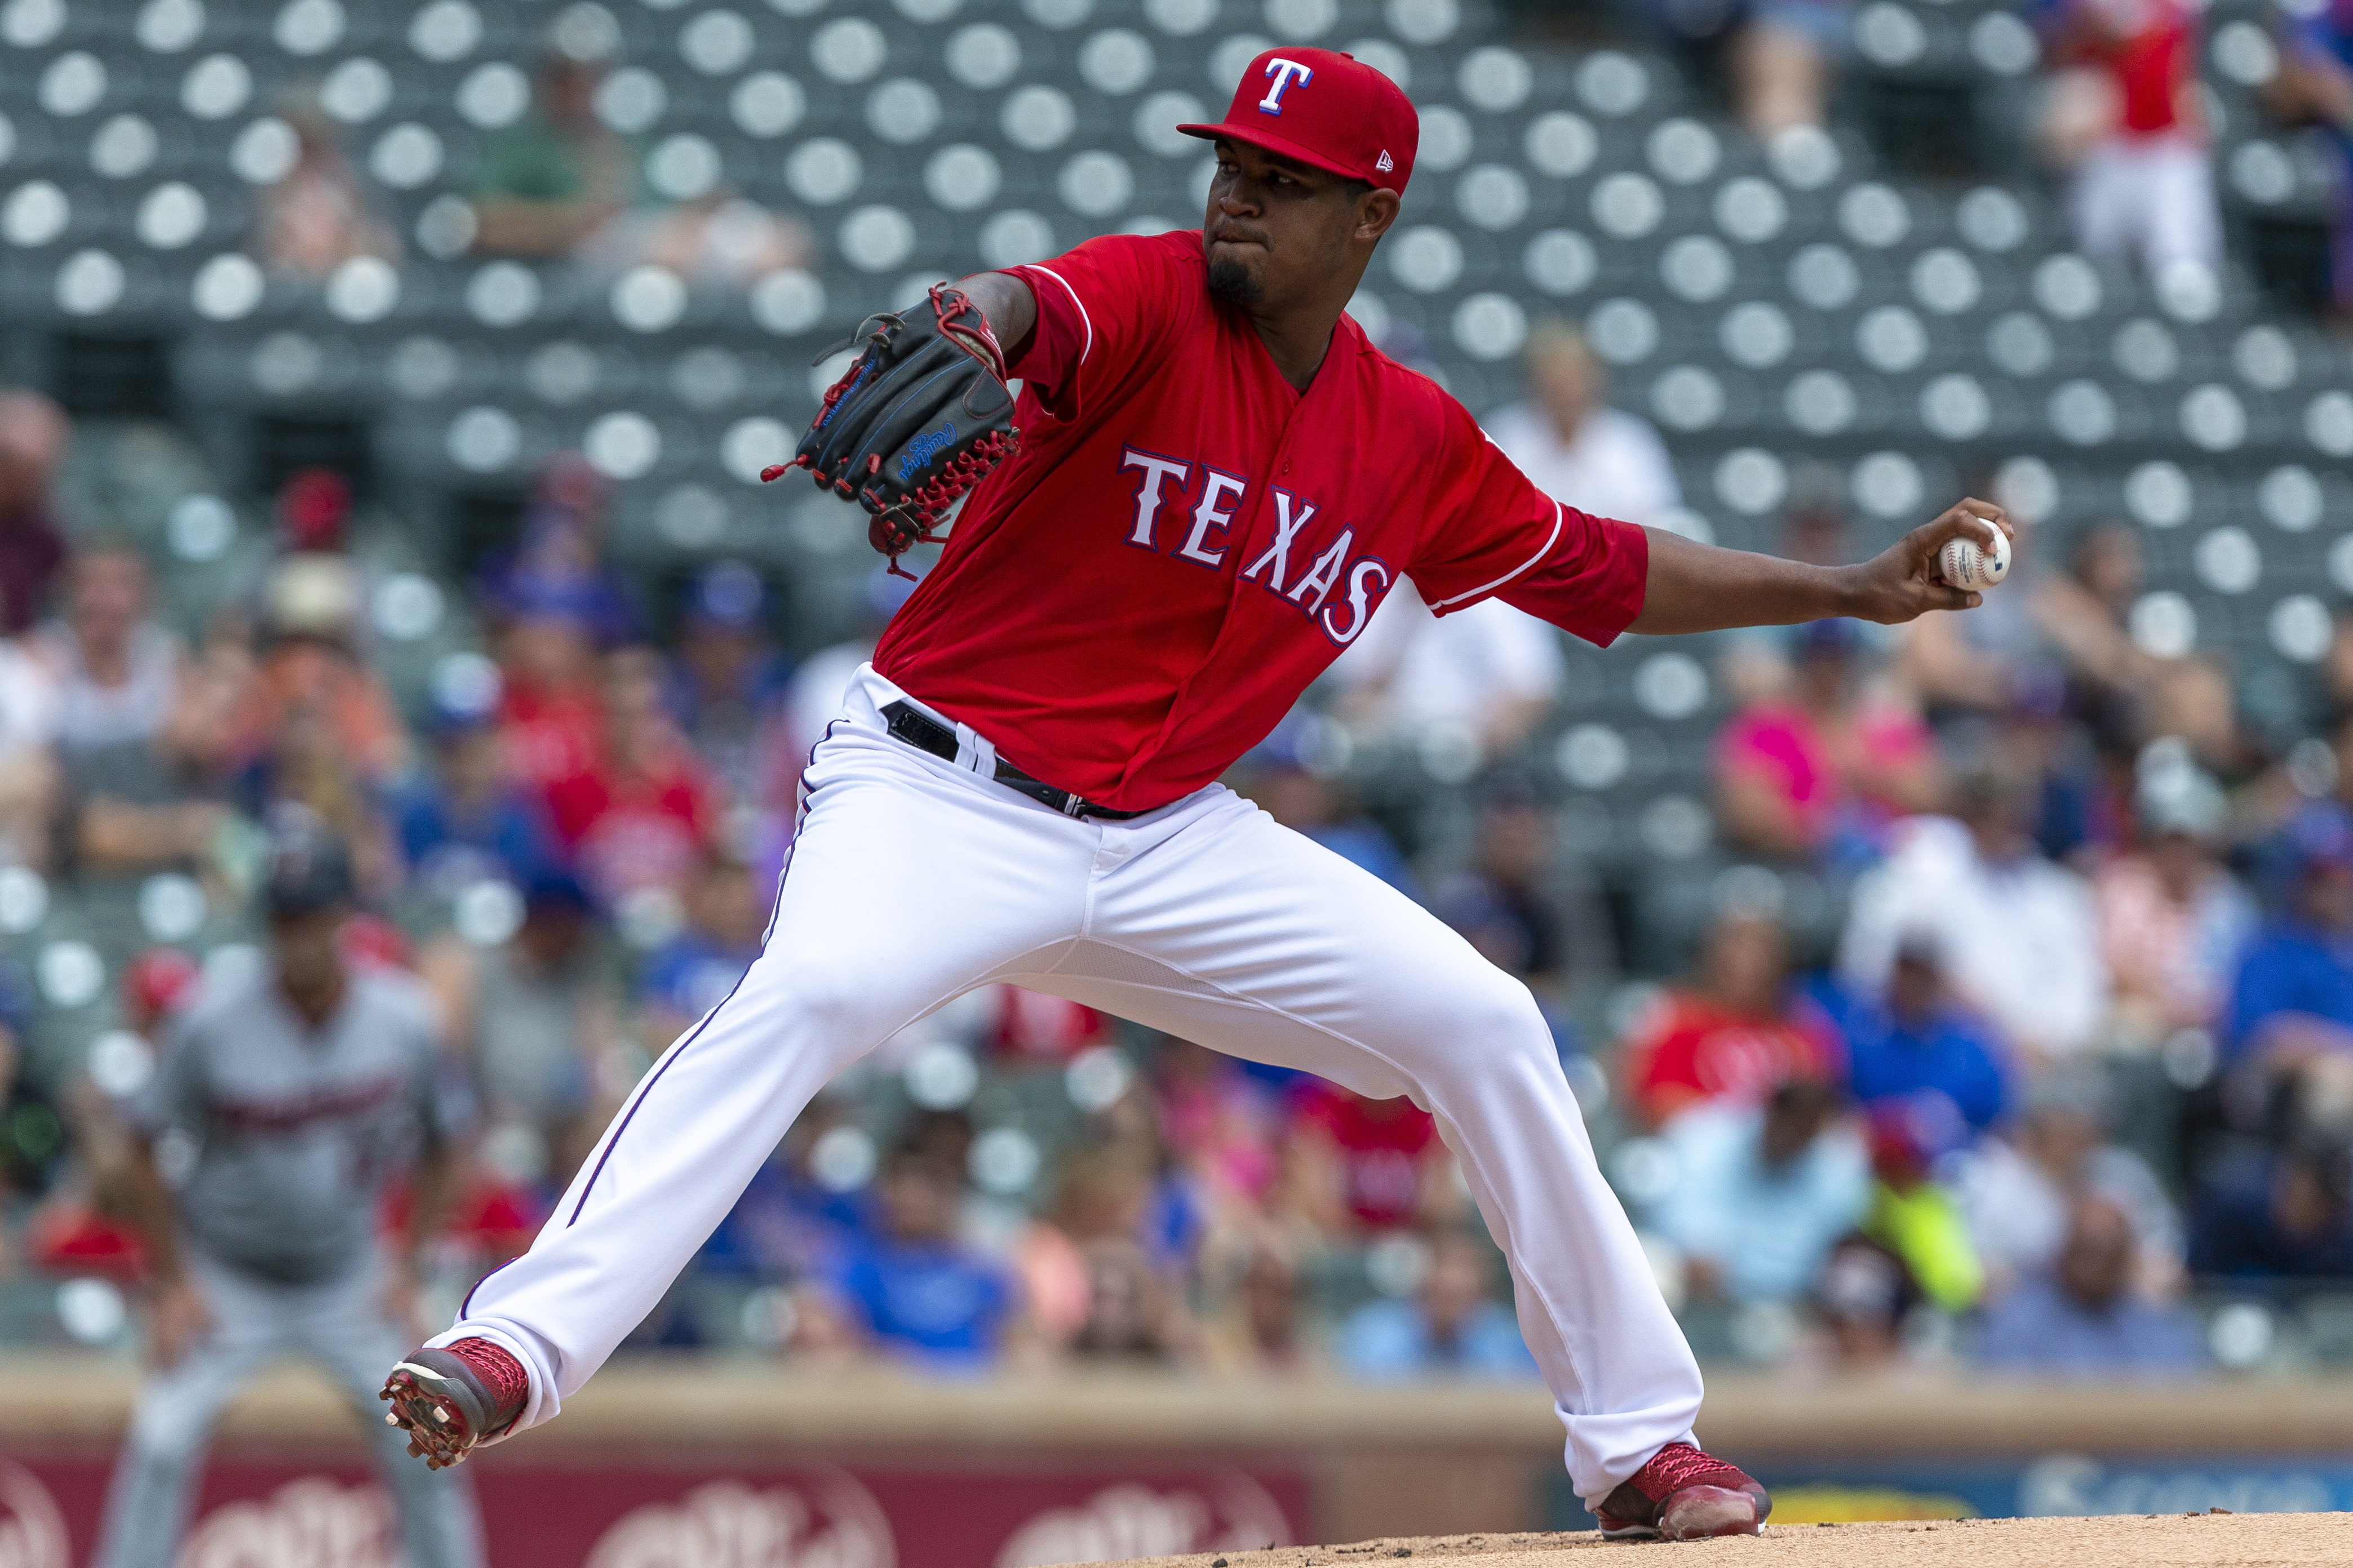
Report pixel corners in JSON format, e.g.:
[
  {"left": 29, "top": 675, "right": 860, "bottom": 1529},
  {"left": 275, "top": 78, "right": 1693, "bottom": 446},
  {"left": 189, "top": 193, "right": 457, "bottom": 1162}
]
[{"left": 1091, "top": 1512, "right": 2350, "bottom": 1567}]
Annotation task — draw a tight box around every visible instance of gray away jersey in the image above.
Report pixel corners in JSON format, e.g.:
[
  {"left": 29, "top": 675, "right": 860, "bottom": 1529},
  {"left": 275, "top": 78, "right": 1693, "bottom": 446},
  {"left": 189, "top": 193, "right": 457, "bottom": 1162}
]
[{"left": 138, "top": 962, "right": 468, "bottom": 1284}]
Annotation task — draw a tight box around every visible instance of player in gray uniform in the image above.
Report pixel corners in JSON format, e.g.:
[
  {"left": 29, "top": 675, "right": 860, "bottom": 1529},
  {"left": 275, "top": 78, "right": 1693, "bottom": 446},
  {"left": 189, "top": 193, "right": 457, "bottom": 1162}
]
[{"left": 94, "top": 824, "right": 484, "bottom": 1568}]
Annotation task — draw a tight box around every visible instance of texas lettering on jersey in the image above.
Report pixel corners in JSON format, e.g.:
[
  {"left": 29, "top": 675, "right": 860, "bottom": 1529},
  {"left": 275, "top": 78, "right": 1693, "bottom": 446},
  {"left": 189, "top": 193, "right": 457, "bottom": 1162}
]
[
  {"left": 1119, "top": 446, "right": 1392, "bottom": 648},
  {"left": 872, "top": 229, "right": 1648, "bottom": 814}
]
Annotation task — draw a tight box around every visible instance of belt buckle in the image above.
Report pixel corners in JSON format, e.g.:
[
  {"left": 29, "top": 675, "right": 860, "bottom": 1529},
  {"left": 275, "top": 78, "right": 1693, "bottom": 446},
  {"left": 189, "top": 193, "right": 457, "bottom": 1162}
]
[{"left": 1060, "top": 793, "right": 1086, "bottom": 817}]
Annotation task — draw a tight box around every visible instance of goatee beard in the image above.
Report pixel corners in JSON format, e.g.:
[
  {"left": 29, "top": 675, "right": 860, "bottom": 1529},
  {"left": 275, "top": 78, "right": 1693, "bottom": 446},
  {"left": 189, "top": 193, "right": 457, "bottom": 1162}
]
[{"left": 1206, "top": 256, "right": 1263, "bottom": 307}]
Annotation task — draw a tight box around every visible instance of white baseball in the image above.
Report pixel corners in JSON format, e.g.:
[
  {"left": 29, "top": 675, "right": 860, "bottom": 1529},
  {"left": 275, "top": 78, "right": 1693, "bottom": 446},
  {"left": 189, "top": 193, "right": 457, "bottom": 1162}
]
[{"left": 1938, "top": 523, "right": 2009, "bottom": 590}]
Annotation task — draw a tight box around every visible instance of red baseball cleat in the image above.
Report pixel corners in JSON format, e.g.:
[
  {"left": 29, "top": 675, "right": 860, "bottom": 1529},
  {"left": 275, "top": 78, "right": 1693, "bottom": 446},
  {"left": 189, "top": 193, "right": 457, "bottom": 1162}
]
[
  {"left": 1595, "top": 1441, "right": 1772, "bottom": 1541},
  {"left": 378, "top": 1338, "right": 529, "bottom": 1469}
]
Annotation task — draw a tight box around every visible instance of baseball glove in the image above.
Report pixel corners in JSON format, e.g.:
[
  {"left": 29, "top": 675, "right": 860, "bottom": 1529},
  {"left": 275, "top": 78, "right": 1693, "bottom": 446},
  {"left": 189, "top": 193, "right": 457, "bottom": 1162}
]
[{"left": 761, "top": 282, "right": 1019, "bottom": 578}]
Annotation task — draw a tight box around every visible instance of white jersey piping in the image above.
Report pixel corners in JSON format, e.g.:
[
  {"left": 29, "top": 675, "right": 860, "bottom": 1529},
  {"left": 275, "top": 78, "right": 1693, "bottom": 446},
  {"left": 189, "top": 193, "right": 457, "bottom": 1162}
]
[{"left": 1427, "top": 499, "right": 1564, "bottom": 610}]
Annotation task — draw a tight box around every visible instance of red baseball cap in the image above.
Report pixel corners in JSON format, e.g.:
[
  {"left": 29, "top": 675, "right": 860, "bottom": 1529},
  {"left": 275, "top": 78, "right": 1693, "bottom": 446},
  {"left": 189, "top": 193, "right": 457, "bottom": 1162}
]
[{"left": 1179, "top": 46, "right": 1417, "bottom": 195}]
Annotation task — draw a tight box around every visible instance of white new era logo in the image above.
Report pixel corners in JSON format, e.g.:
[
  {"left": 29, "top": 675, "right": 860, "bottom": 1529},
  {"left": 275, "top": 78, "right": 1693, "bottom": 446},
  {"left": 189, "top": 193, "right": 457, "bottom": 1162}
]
[{"left": 1376, "top": 150, "right": 1393, "bottom": 172}]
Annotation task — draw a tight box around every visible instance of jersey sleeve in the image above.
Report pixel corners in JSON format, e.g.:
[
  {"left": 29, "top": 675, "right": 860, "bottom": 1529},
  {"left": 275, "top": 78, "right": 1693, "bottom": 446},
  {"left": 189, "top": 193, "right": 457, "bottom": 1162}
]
[
  {"left": 1003, "top": 232, "right": 1194, "bottom": 423},
  {"left": 1408, "top": 402, "right": 1649, "bottom": 646}
]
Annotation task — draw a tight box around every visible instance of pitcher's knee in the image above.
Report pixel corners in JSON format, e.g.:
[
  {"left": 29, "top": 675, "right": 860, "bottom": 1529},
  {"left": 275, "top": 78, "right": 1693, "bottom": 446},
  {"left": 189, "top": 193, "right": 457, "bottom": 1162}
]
[
  {"left": 747, "top": 950, "right": 896, "bottom": 1065},
  {"left": 1420, "top": 975, "right": 1559, "bottom": 1092}
]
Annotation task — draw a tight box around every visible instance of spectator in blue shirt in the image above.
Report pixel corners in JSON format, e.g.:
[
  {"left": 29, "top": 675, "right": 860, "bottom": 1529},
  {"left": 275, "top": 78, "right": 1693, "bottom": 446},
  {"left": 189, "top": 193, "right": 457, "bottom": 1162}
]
[
  {"left": 1816, "top": 934, "right": 2011, "bottom": 1135},
  {"left": 2190, "top": 1137, "right": 2353, "bottom": 1282},
  {"left": 637, "top": 849, "right": 770, "bottom": 1049},
  {"left": 1977, "top": 1195, "right": 2206, "bottom": 1378},
  {"left": 1243, "top": 716, "right": 1419, "bottom": 900},
  {"left": 1336, "top": 1231, "right": 1539, "bottom": 1381},
  {"left": 393, "top": 712, "right": 561, "bottom": 898},
  {"left": 664, "top": 560, "right": 793, "bottom": 810},
  {"left": 2223, "top": 802, "right": 2353, "bottom": 1066},
  {"left": 1644, "top": 1078, "right": 1871, "bottom": 1304},
  {"left": 2267, "top": 0, "right": 2353, "bottom": 317},
  {"left": 805, "top": 1147, "right": 1022, "bottom": 1369}
]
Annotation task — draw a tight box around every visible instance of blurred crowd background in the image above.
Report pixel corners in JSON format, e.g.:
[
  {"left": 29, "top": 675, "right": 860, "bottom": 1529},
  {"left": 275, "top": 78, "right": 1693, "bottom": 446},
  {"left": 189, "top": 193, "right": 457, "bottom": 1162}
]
[{"left": 3, "top": 0, "right": 2353, "bottom": 1399}]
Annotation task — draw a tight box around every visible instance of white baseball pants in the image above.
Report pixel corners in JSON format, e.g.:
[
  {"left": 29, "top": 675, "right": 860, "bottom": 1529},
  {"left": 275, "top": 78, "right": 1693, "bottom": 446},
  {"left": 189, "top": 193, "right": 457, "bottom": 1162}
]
[
  {"left": 437, "top": 667, "right": 1703, "bottom": 1504},
  {"left": 2069, "top": 131, "right": 2222, "bottom": 274}
]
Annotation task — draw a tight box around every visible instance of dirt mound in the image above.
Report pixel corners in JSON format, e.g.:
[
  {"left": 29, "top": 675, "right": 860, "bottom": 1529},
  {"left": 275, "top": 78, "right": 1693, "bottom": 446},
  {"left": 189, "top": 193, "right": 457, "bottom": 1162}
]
[{"left": 1092, "top": 1512, "right": 2351, "bottom": 1567}]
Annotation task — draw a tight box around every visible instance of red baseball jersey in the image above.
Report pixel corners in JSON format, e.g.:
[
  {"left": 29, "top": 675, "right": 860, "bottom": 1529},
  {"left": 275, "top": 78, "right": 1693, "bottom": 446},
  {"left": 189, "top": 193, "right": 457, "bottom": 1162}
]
[{"left": 872, "top": 229, "right": 1649, "bottom": 812}]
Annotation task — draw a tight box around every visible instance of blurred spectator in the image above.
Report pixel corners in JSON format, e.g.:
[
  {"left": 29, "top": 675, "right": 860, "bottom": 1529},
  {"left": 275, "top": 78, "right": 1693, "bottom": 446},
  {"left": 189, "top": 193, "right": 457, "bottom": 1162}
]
[
  {"left": 1621, "top": 910, "right": 1842, "bottom": 1129},
  {"left": 392, "top": 713, "right": 560, "bottom": 898},
  {"left": 637, "top": 850, "right": 768, "bottom": 1049},
  {"left": 421, "top": 866, "right": 621, "bottom": 1187},
  {"left": 0, "top": 988, "right": 64, "bottom": 1202},
  {"left": 2036, "top": 522, "right": 2155, "bottom": 719},
  {"left": 1432, "top": 773, "right": 1609, "bottom": 998},
  {"left": 67, "top": 632, "right": 248, "bottom": 882},
  {"left": 1153, "top": 1036, "right": 1280, "bottom": 1211},
  {"left": 798, "top": 1146, "right": 1027, "bottom": 1369},
  {"left": 469, "top": 52, "right": 635, "bottom": 259},
  {"left": 1645, "top": 1079, "right": 1869, "bottom": 1305},
  {"left": 547, "top": 646, "right": 722, "bottom": 907},
  {"left": 39, "top": 544, "right": 180, "bottom": 755},
  {"left": 1978, "top": 1196, "right": 2206, "bottom": 1376},
  {"left": 0, "top": 619, "right": 56, "bottom": 869},
  {"left": 664, "top": 561, "right": 793, "bottom": 810},
  {"left": 1199, "top": 1232, "right": 1315, "bottom": 1374},
  {"left": 0, "top": 390, "right": 70, "bottom": 635},
  {"left": 2008, "top": 667, "right": 2124, "bottom": 866},
  {"left": 1336, "top": 1231, "right": 1539, "bottom": 1380},
  {"left": 2268, "top": 0, "right": 2353, "bottom": 318},
  {"left": 2222, "top": 801, "right": 2353, "bottom": 1068},
  {"left": 495, "top": 584, "right": 606, "bottom": 797},
  {"left": 2190, "top": 1135, "right": 2353, "bottom": 1280},
  {"left": 1284, "top": 1080, "right": 1456, "bottom": 1237},
  {"left": 1484, "top": 321, "right": 1680, "bottom": 527},
  {"left": 1956, "top": 1071, "right": 2183, "bottom": 1299},
  {"left": 2095, "top": 762, "right": 2257, "bottom": 1047},
  {"left": 259, "top": 99, "right": 400, "bottom": 277},
  {"left": 1816, "top": 933, "right": 2011, "bottom": 1134},
  {"left": 978, "top": 985, "right": 1118, "bottom": 1065},
  {"left": 1715, "top": 619, "right": 1941, "bottom": 869},
  {"left": 1840, "top": 763, "right": 2110, "bottom": 1063},
  {"left": 1329, "top": 584, "right": 1563, "bottom": 760},
  {"left": 1859, "top": 1103, "right": 1984, "bottom": 1313},
  {"left": 605, "top": 190, "right": 816, "bottom": 287},
  {"left": 237, "top": 510, "right": 410, "bottom": 787},
  {"left": 1031, "top": 1143, "right": 1197, "bottom": 1363},
  {"left": 785, "top": 566, "right": 920, "bottom": 764},
  {"left": 1809, "top": 1236, "right": 1920, "bottom": 1369},
  {"left": 1240, "top": 717, "right": 1417, "bottom": 898},
  {"left": 698, "top": 1094, "right": 870, "bottom": 1286},
  {"left": 2033, "top": 0, "right": 2219, "bottom": 273},
  {"left": 1734, "top": 0, "right": 1849, "bottom": 136},
  {"left": 484, "top": 455, "right": 636, "bottom": 644}
]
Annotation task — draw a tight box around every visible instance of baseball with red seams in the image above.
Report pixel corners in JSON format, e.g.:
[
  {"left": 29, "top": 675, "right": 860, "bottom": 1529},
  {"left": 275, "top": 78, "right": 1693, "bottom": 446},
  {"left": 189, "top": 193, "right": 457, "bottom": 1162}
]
[{"left": 1939, "top": 523, "right": 2010, "bottom": 590}]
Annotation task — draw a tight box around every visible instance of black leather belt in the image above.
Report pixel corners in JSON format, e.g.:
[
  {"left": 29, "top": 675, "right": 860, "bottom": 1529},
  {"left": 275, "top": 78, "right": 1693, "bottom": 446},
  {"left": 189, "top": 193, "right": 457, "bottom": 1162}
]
[{"left": 881, "top": 700, "right": 1146, "bottom": 820}]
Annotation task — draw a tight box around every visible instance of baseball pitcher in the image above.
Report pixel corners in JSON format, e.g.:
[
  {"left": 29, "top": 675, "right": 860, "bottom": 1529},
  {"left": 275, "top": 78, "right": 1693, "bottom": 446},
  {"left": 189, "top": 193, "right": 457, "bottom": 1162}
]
[{"left": 384, "top": 50, "right": 2008, "bottom": 1540}]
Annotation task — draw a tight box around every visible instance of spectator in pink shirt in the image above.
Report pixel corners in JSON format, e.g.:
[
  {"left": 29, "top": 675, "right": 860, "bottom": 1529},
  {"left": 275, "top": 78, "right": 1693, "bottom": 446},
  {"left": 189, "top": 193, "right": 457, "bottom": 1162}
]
[{"left": 1716, "top": 619, "right": 1943, "bottom": 870}]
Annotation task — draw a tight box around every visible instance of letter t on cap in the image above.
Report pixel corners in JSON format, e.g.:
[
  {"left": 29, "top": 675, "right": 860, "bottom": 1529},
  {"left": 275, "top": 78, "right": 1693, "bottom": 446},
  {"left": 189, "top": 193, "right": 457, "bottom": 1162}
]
[{"left": 1259, "top": 57, "right": 1314, "bottom": 114}]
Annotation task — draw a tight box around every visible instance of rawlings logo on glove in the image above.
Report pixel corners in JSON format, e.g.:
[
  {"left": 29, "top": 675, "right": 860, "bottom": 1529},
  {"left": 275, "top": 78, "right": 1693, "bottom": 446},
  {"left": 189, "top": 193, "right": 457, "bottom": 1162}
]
[{"left": 762, "top": 283, "right": 1020, "bottom": 579}]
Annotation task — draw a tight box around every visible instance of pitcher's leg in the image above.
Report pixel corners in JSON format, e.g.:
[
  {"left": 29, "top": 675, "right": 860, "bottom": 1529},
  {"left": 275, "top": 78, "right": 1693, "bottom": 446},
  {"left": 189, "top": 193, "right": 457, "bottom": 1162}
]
[
  {"left": 434, "top": 738, "right": 1089, "bottom": 1434},
  {"left": 1049, "top": 794, "right": 1702, "bottom": 1505}
]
